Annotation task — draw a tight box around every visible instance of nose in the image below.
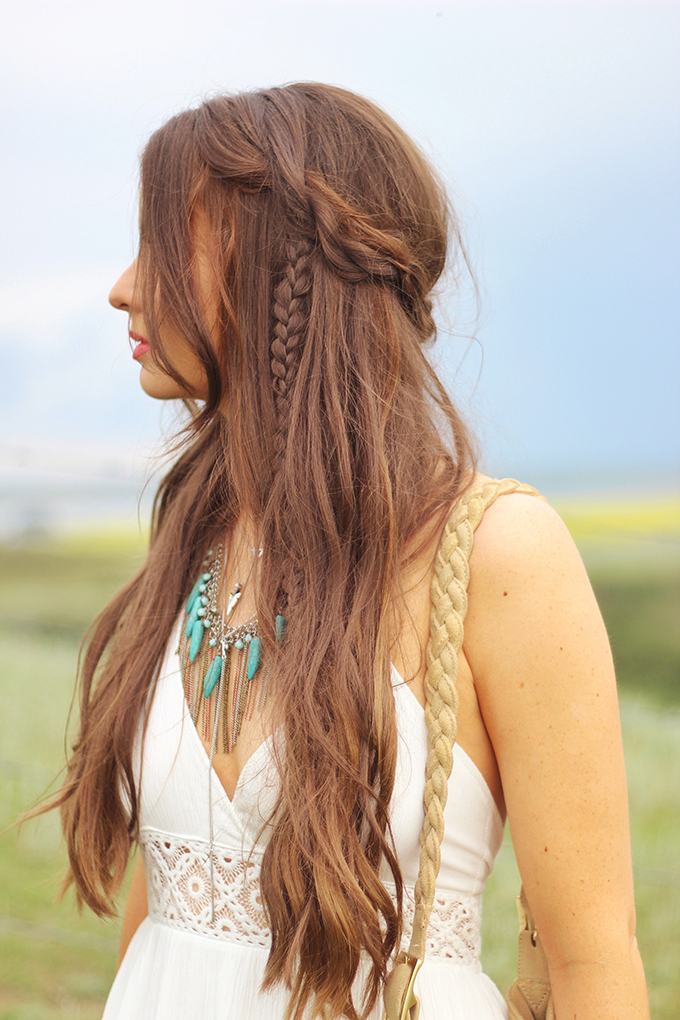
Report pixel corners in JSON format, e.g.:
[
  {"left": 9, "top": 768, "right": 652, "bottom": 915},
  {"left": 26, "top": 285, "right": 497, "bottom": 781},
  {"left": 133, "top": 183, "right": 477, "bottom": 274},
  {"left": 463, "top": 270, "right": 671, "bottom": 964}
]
[{"left": 109, "top": 258, "right": 138, "bottom": 312}]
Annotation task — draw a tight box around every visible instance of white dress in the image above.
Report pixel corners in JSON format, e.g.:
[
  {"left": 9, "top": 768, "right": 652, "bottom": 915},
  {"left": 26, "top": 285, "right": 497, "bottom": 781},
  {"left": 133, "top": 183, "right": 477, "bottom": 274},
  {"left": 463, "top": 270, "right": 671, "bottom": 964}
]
[{"left": 103, "top": 618, "right": 508, "bottom": 1019}]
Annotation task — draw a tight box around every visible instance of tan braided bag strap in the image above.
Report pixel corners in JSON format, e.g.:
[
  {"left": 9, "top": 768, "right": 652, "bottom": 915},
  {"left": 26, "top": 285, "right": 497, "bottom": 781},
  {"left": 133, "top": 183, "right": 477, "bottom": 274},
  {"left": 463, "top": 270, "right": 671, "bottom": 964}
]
[{"left": 383, "top": 478, "right": 544, "bottom": 1020}]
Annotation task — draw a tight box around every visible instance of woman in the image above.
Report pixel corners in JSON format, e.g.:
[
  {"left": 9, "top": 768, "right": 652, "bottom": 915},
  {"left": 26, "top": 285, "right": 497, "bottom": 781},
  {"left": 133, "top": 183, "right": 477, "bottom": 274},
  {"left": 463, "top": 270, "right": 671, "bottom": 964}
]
[{"left": 54, "top": 84, "right": 647, "bottom": 1019}]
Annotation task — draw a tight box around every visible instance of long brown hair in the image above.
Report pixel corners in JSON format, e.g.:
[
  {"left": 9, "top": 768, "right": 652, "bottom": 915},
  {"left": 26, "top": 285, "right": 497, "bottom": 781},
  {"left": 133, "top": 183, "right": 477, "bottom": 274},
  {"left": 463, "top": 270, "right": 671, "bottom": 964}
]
[{"left": 52, "top": 84, "right": 476, "bottom": 1019}]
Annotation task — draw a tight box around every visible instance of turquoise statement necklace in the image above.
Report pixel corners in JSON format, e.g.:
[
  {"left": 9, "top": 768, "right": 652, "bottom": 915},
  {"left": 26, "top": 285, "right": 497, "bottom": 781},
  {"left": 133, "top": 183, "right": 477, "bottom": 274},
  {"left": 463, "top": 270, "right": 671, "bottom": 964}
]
[
  {"left": 178, "top": 537, "right": 285, "bottom": 754},
  {"left": 177, "top": 531, "right": 287, "bottom": 922}
]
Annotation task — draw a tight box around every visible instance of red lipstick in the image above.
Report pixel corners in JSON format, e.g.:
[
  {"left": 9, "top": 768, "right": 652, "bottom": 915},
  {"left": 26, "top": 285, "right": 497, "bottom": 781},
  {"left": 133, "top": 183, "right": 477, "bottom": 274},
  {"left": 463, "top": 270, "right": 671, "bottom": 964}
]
[{"left": 130, "top": 330, "right": 150, "bottom": 360}]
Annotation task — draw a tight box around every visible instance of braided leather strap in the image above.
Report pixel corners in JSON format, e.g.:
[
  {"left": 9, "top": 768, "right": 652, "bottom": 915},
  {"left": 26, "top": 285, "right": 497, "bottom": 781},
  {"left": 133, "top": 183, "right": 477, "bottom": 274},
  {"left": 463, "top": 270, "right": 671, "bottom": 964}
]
[{"left": 383, "top": 478, "right": 543, "bottom": 1020}]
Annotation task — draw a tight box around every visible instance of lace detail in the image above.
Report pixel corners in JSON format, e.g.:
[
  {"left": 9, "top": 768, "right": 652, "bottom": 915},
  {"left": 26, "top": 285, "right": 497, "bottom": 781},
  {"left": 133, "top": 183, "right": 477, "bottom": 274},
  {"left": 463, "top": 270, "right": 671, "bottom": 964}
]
[
  {"left": 140, "top": 828, "right": 481, "bottom": 963},
  {"left": 140, "top": 828, "right": 270, "bottom": 948},
  {"left": 385, "top": 880, "right": 481, "bottom": 965}
]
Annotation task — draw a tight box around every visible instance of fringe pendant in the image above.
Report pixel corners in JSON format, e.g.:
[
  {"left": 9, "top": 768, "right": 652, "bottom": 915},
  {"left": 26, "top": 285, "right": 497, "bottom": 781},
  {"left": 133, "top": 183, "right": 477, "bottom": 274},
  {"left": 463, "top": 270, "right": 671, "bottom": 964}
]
[
  {"left": 223, "top": 648, "right": 234, "bottom": 754},
  {"left": 203, "top": 687, "right": 213, "bottom": 742},
  {"left": 234, "top": 654, "right": 250, "bottom": 744},
  {"left": 181, "top": 625, "right": 272, "bottom": 750},
  {"left": 178, "top": 544, "right": 285, "bottom": 755},
  {"left": 244, "top": 674, "right": 259, "bottom": 721},
  {"left": 229, "top": 647, "right": 246, "bottom": 752}
]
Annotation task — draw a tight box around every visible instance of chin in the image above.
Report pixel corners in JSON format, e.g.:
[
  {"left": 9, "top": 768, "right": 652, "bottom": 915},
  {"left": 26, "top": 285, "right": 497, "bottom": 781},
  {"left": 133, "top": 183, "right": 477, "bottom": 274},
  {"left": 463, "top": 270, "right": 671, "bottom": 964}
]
[{"left": 139, "top": 366, "right": 195, "bottom": 401}]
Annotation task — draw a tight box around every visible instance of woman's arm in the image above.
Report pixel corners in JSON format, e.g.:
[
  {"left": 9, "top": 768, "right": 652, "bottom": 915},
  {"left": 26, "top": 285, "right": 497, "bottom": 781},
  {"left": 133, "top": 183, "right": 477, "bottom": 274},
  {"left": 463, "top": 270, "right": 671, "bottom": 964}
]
[
  {"left": 464, "top": 493, "right": 648, "bottom": 1019},
  {"left": 117, "top": 852, "right": 149, "bottom": 969}
]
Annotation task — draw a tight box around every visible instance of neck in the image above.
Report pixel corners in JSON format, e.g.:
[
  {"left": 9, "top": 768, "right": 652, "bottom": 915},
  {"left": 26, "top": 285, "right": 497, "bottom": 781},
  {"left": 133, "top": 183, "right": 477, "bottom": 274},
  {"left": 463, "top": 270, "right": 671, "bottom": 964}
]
[{"left": 234, "top": 513, "right": 262, "bottom": 557}]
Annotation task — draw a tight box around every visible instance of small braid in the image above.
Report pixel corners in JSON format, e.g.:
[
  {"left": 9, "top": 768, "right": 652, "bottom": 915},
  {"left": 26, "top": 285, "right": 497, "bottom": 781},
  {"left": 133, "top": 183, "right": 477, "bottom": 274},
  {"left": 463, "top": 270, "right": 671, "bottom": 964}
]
[{"left": 270, "top": 240, "right": 313, "bottom": 459}]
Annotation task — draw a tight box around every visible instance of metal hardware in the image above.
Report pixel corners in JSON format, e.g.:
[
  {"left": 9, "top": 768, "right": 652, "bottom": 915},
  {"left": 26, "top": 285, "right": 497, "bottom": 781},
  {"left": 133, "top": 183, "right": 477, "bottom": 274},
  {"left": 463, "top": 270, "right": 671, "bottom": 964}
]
[{"left": 382, "top": 952, "right": 422, "bottom": 1020}]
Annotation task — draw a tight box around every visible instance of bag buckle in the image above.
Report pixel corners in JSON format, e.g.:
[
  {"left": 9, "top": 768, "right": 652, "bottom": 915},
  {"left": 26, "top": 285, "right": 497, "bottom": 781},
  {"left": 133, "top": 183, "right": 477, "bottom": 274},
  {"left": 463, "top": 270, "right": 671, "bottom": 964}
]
[{"left": 382, "top": 950, "right": 422, "bottom": 1020}]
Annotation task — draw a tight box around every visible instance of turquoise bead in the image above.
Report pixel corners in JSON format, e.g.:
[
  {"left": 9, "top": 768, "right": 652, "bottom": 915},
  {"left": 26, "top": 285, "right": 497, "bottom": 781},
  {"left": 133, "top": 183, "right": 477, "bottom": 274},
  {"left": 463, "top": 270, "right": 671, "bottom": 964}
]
[
  {"left": 189, "top": 619, "right": 205, "bottom": 661},
  {"left": 197, "top": 607, "right": 206, "bottom": 617},
  {"left": 185, "top": 600, "right": 201, "bottom": 638},
  {"left": 244, "top": 633, "right": 252, "bottom": 643},
  {"left": 186, "top": 578, "right": 203, "bottom": 613},
  {"left": 202, "top": 572, "right": 212, "bottom": 581},
  {"left": 203, "top": 656, "right": 223, "bottom": 698},
  {"left": 275, "top": 615, "right": 286, "bottom": 642},
  {"left": 199, "top": 583, "right": 206, "bottom": 593},
  {"left": 235, "top": 639, "right": 244, "bottom": 650},
  {"left": 209, "top": 638, "right": 217, "bottom": 647},
  {"left": 247, "top": 637, "right": 262, "bottom": 680}
]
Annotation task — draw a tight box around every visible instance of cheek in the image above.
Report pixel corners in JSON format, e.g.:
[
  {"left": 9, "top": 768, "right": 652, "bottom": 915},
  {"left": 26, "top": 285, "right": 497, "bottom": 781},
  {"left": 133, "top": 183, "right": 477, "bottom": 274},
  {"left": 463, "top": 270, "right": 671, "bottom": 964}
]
[{"left": 175, "top": 350, "right": 210, "bottom": 401}]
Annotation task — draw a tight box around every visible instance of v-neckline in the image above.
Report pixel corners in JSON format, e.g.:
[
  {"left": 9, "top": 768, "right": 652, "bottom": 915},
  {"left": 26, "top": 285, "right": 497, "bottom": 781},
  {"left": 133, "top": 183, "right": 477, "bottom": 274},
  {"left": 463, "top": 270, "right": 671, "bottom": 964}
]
[
  {"left": 176, "top": 649, "right": 405, "bottom": 811},
  {"left": 180, "top": 676, "right": 279, "bottom": 811},
  {"left": 187, "top": 708, "right": 276, "bottom": 804},
  {"left": 173, "top": 622, "right": 499, "bottom": 821}
]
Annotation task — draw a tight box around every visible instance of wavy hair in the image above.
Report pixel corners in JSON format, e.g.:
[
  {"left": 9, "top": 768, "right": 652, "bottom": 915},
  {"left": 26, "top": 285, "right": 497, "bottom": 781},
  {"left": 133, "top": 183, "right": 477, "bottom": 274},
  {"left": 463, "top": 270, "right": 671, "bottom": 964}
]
[{"left": 49, "top": 84, "right": 476, "bottom": 1019}]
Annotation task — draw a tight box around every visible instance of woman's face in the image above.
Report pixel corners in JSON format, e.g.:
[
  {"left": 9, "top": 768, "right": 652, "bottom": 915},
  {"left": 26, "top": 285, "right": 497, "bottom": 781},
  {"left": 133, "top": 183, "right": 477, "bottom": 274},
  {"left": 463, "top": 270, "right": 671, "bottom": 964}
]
[{"left": 108, "top": 216, "right": 216, "bottom": 401}]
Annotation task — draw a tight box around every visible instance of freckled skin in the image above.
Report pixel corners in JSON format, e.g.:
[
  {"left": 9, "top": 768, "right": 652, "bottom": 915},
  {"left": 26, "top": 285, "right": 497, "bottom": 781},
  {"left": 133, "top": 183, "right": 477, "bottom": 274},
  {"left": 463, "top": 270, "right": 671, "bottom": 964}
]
[{"left": 462, "top": 490, "right": 648, "bottom": 1019}]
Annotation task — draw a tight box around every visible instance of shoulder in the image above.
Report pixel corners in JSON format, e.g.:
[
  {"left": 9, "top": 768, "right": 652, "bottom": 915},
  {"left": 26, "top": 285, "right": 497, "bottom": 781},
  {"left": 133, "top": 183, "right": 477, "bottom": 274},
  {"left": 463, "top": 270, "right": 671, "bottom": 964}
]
[
  {"left": 466, "top": 473, "right": 571, "bottom": 552},
  {"left": 461, "top": 475, "right": 603, "bottom": 678},
  {"left": 464, "top": 475, "right": 589, "bottom": 599}
]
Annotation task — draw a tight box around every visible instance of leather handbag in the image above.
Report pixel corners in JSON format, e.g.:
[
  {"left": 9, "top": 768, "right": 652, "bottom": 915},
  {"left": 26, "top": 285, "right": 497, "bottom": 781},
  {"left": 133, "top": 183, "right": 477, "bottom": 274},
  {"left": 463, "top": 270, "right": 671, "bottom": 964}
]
[{"left": 382, "top": 478, "right": 553, "bottom": 1020}]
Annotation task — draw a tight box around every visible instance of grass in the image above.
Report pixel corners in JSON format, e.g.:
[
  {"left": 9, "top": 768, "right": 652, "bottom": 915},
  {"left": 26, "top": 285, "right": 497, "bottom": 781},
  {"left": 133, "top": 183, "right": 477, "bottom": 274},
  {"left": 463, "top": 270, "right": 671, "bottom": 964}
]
[
  {"left": 0, "top": 529, "right": 142, "bottom": 1020},
  {"left": 591, "top": 575, "right": 680, "bottom": 706},
  {"left": 0, "top": 500, "right": 678, "bottom": 1017},
  {"left": 0, "top": 634, "right": 124, "bottom": 1019}
]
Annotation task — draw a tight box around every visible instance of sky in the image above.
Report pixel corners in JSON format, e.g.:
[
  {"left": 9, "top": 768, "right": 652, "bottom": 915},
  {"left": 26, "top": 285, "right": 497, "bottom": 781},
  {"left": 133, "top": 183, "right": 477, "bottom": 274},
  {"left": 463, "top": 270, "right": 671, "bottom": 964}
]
[{"left": 1, "top": 0, "right": 679, "bottom": 499}]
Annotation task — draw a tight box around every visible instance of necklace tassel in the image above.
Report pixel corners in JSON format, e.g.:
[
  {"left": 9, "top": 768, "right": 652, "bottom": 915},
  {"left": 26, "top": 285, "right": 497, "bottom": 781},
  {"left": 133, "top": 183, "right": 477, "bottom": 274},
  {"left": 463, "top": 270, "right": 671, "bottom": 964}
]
[{"left": 179, "top": 542, "right": 285, "bottom": 757}]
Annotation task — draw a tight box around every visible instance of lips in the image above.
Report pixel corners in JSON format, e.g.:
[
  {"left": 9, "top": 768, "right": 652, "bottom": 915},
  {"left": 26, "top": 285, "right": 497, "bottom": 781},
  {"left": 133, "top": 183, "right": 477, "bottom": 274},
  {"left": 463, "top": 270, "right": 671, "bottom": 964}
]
[{"left": 130, "top": 330, "right": 150, "bottom": 360}]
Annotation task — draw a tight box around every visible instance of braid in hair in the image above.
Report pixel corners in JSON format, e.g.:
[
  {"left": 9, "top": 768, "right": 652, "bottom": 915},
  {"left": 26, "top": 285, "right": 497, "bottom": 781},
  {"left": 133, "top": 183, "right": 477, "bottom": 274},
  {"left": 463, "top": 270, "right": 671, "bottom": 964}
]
[
  {"left": 303, "top": 171, "right": 436, "bottom": 341},
  {"left": 270, "top": 240, "right": 313, "bottom": 460}
]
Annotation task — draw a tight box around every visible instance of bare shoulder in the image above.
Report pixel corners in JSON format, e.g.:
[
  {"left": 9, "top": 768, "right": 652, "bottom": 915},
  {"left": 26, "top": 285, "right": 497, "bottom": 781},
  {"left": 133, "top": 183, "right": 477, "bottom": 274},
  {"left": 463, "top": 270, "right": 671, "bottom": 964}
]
[
  {"left": 462, "top": 475, "right": 607, "bottom": 700},
  {"left": 466, "top": 477, "right": 591, "bottom": 607},
  {"left": 469, "top": 476, "right": 576, "bottom": 561}
]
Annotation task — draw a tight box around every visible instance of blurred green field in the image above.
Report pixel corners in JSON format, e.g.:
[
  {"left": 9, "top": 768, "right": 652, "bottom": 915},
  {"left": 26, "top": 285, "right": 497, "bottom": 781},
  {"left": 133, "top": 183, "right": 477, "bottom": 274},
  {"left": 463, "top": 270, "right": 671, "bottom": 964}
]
[{"left": 0, "top": 497, "right": 678, "bottom": 1018}]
